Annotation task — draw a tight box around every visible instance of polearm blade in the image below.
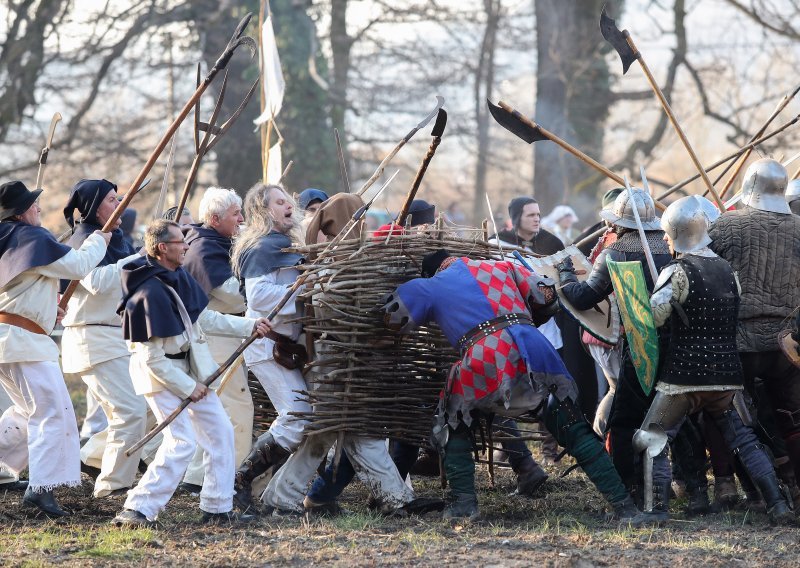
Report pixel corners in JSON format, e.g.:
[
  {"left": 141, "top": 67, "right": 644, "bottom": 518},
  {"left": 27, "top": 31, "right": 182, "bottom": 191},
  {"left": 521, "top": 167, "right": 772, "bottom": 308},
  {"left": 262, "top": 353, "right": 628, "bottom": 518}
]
[
  {"left": 356, "top": 95, "right": 445, "bottom": 196},
  {"left": 335, "top": 128, "right": 352, "bottom": 193},
  {"left": 177, "top": 71, "right": 230, "bottom": 217},
  {"left": 35, "top": 112, "right": 62, "bottom": 190},
  {"left": 396, "top": 108, "right": 447, "bottom": 226},
  {"left": 489, "top": 99, "right": 668, "bottom": 212},
  {"left": 153, "top": 132, "right": 178, "bottom": 220},
  {"left": 600, "top": 5, "right": 725, "bottom": 210},
  {"left": 624, "top": 175, "right": 659, "bottom": 284}
]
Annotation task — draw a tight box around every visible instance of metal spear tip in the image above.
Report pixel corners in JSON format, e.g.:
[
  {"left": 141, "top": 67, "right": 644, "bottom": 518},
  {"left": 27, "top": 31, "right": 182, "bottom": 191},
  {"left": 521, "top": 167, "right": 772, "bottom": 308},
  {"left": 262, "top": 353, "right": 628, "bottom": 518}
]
[
  {"left": 414, "top": 96, "right": 446, "bottom": 131},
  {"left": 599, "top": 4, "right": 637, "bottom": 75},
  {"left": 431, "top": 109, "right": 448, "bottom": 138}
]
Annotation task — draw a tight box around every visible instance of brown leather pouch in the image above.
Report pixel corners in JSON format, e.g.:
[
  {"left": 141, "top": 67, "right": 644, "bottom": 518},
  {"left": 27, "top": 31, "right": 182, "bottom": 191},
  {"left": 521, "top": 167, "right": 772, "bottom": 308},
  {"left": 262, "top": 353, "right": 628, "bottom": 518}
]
[{"left": 268, "top": 330, "right": 308, "bottom": 370}]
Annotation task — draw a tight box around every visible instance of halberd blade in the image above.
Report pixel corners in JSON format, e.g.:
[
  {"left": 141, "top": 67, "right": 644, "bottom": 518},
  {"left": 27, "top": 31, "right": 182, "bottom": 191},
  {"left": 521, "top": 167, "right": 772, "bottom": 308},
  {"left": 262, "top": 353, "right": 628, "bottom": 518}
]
[
  {"left": 600, "top": 5, "right": 637, "bottom": 75},
  {"left": 431, "top": 108, "right": 447, "bottom": 138},
  {"left": 487, "top": 100, "right": 547, "bottom": 144}
]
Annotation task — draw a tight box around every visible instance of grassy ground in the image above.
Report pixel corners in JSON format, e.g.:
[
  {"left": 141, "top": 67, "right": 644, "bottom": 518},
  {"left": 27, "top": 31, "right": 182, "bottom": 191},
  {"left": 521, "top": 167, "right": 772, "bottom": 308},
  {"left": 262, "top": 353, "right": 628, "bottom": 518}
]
[{"left": 1, "top": 378, "right": 798, "bottom": 566}]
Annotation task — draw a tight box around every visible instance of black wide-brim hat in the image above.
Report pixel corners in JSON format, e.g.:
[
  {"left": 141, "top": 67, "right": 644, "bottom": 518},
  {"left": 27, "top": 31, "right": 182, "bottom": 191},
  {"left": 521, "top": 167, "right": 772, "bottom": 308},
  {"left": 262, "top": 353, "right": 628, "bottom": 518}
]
[{"left": 0, "top": 181, "right": 42, "bottom": 221}]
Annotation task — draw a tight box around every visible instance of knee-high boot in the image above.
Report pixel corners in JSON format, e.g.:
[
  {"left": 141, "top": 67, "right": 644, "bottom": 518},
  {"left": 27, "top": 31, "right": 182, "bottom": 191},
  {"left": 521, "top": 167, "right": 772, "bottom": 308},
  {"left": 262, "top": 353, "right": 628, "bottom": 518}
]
[
  {"left": 234, "top": 432, "right": 290, "bottom": 512},
  {"left": 713, "top": 409, "right": 794, "bottom": 524}
]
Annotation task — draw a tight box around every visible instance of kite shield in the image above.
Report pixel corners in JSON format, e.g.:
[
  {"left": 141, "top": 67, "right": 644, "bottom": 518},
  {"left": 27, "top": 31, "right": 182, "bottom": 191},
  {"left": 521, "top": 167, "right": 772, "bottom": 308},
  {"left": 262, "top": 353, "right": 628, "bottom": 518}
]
[{"left": 606, "top": 258, "right": 659, "bottom": 395}]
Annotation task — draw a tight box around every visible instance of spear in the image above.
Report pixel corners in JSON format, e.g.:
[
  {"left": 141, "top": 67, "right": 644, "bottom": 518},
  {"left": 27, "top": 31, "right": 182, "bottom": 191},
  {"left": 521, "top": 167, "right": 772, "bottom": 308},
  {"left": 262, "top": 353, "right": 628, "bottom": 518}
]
[
  {"left": 601, "top": 6, "right": 725, "bottom": 210},
  {"left": 59, "top": 14, "right": 256, "bottom": 309}
]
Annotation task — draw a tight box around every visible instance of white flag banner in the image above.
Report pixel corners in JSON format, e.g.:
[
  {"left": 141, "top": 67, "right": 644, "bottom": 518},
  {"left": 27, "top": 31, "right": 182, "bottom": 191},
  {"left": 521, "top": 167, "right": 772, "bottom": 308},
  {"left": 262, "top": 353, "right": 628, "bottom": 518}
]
[
  {"left": 266, "top": 142, "right": 283, "bottom": 184},
  {"left": 253, "top": 8, "right": 285, "bottom": 126}
]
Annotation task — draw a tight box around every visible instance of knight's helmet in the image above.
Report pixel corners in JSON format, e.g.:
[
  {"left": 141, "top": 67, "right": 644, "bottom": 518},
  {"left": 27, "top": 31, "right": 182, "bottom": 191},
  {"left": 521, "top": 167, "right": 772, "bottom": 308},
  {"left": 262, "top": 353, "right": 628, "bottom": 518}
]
[
  {"left": 661, "top": 195, "right": 714, "bottom": 253},
  {"left": 740, "top": 158, "right": 791, "bottom": 214},
  {"left": 786, "top": 179, "right": 800, "bottom": 207},
  {"left": 599, "top": 188, "right": 661, "bottom": 230}
]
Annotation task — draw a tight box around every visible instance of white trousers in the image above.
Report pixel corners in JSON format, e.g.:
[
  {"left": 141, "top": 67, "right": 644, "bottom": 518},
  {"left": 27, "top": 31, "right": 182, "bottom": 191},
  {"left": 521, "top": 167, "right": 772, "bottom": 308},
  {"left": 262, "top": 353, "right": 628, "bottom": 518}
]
[
  {"left": 0, "top": 387, "right": 18, "bottom": 484},
  {"left": 0, "top": 361, "right": 81, "bottom": 491},
  {"left": 183, "top": 334, "right": 254, "bottom": 486},
  {"left": 73, "top": 356, "right": 148, "bottom": 497},
  {"left": 263, "top": 434, "right": 414, "bottom": 512},
  {"left": 125, "top": 387, "right": 235, "bottom": 520},
  {"left": 587, "top": 344, "right": 621, "bottom": 437},
  {"left": 80, "top": 388, "right": 108, "bottom": 440},
  {"left": 249, "top": 360, "right": 310, "bottom": 451}
]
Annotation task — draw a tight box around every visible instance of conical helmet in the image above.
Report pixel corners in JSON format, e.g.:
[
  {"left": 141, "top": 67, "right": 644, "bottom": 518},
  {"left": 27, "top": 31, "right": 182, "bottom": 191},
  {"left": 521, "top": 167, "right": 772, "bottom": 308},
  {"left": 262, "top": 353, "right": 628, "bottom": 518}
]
[
  {"left": 741, "top": 158, "right": 791, "bottom": 214},
  {"left": 599, "top": 188, "right": 661, "bottom": 230}
]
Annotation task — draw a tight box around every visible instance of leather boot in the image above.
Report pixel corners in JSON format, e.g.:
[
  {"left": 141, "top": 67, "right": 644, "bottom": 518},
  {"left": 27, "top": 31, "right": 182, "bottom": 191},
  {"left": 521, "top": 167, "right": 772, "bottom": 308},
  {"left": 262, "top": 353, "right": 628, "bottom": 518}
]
[
  {"left": 712, "top": 476, "right": 739, "bottom": 510},
  {"left": 513, "top": 456, "right": 548, "bottom": 497},
  {"left": 686, "top": 486, "right": 710, "bottom": 515},
  {"left": 776, "top": 460, "right": 800, "bottom": 511},
  {"left": 611, "top": 495, "right": 649, "bottom": 526},
  {"left": 442, "top": 493, "right": 479, "bottom": 521},
  {"left": 754, "top": 473, "right": 796, "bottom": 525},
  {"left": 23, "top": 487, "right": 70, "bottom": 518},
  {"left": 233, "top": 433, "right": 290, "bottom": 513}
]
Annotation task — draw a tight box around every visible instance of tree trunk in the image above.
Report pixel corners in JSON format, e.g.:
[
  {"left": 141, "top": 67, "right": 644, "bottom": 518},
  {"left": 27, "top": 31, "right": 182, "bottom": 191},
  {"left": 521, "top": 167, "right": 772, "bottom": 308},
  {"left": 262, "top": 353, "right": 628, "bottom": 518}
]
[
  {"left": 472, "top": 0, "right": 502, "bottom": 225},
  {"left": 533, "top": 0, "right": 623, "bottom": 213},
  {"left": 198, "top": 0, "right": 337, "bottom": 196}
]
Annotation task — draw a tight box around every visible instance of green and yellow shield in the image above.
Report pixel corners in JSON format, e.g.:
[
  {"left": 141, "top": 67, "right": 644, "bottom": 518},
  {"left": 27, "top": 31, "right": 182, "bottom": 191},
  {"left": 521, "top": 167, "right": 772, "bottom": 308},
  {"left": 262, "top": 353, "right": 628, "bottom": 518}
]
[{"left": 606, "top": 258, "right": 659, "bottom": 395}]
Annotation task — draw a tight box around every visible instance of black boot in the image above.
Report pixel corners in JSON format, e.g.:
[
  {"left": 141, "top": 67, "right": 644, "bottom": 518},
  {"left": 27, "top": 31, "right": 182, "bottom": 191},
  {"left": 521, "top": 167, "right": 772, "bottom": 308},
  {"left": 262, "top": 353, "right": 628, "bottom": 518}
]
[
  {"left": 23, "top": 487, "right": 70, "bottom": 518},
  {"left": 754, "top": 473, "right": 795, "bottom": 525},
  {"left": 611, "top": 495, "right": 649, "bottom": 526},
  {"left": 685, "top": 486, "right": 710, "bottom": 515},
  {"left": 443, "top": 493, "right": 479, "bottom": 521},
  {"left": 233, "top": 433, "right": 290, "bottom": 513}
]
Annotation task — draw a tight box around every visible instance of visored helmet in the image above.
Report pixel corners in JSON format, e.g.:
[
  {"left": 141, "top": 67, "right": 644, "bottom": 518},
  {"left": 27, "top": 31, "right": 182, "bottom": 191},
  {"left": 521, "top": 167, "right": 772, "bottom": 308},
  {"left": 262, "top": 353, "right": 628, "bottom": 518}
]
[
  {"left": 660, "top": 195, "right": 713, "bottom": 253},
  {"left": 741, "top": 158, "right": 791, "bottom": 214},
  {"left": 599, "top": 188, "right": 661, "bottom": 230}
]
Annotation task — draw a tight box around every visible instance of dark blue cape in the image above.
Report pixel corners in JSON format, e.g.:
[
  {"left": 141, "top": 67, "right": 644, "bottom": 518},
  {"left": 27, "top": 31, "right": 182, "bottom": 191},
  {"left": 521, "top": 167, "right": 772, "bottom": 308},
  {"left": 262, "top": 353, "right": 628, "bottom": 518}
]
[
  {"left": 66, "top": 222, "right": 134, "bottom": 268},
  {"left": 118, "top": 256, "right": 209, "bottom": 342},
  {"left": 0, "top": 222, "right": 71, "bottom": 289},
  {"left": 183, "top": 224, "right": 234, "bottom": 294},
  {"left": 237, "top": 231, "right": 302, "bottom": 279}
]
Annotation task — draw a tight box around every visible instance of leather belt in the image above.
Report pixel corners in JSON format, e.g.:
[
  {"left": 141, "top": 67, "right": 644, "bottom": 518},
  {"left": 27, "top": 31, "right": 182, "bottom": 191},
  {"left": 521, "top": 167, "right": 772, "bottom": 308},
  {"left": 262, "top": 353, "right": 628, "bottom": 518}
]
[
  {"left": 0, "top": 312, "right": 46, "bottom": 335},
  {"left": 165, "top": 351, "right": 189, "bottom": 360},
  {"left": 457, "top": 313, "right": 532, "bottom": 353}
]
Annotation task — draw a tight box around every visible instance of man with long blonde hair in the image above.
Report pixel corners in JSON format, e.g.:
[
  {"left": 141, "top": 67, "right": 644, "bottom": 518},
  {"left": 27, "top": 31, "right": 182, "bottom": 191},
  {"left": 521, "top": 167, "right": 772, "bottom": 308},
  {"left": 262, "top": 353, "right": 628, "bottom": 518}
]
[{"left": 231, "top": 183, "right": 311, "bottom": 512}]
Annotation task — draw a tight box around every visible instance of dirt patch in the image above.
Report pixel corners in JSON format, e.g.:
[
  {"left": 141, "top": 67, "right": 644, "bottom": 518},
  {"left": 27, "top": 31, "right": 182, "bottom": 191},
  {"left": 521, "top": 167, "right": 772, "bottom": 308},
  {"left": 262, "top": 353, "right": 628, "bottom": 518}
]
[{"left": 2, "top": 460, "right": 798, "bottom": 567}]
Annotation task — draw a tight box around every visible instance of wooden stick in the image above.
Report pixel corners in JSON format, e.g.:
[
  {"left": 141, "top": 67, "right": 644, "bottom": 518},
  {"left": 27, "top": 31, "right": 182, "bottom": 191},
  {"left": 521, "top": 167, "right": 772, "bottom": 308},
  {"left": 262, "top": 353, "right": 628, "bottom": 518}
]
[
  {"left": 497, "top": 101, "right": 667, "bottom": 212},
  {"left": 59, "top": 14, "right": 255, "bottom": 309},
  {"left": 657, "top": 113, "right": 800, "bottom": 200},
  {"left": 625, "top": 34, "right": 724, "bottom": 209}
]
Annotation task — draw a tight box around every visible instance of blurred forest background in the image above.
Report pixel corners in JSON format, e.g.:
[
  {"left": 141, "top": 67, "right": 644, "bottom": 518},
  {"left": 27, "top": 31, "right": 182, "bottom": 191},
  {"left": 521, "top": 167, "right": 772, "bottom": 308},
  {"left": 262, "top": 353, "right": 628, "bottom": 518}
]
[{"left": 3, "top": 0, "right": 800, "bottom": 233}]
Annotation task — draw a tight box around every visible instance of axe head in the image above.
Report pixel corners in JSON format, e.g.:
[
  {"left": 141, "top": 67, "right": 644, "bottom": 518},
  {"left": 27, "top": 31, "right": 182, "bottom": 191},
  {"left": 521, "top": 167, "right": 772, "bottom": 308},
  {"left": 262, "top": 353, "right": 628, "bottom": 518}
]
[
  {"left": 431, "top": 109, "right": 447, "bottom": 138},
  {"left": 487, "top": 100, "right": 547, "bottom": 144},
  {"left": 600, "top": 5, "right": 637, "bottom": 75}
]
